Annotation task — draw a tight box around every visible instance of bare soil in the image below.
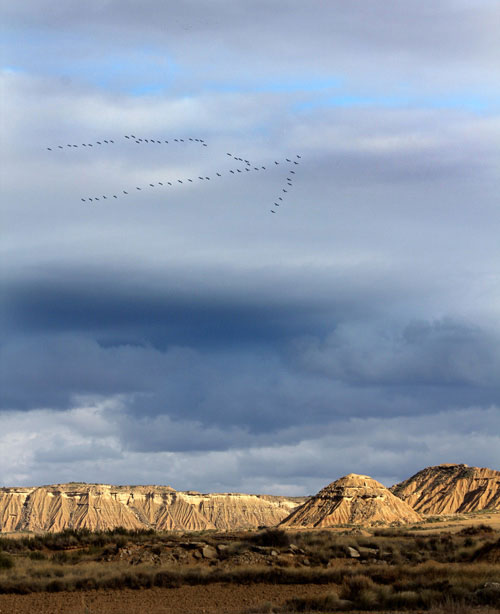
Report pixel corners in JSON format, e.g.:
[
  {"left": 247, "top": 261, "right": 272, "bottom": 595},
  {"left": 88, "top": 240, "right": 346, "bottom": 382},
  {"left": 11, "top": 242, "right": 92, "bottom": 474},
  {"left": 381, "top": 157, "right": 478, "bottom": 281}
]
[{"left": 0, "top": 583, "right": 332, "bottom": 614}]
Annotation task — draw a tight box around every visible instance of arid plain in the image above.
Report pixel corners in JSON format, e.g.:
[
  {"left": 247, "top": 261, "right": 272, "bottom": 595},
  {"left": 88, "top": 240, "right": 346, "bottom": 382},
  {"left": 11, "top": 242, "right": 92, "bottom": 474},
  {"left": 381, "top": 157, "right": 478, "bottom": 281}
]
[{"left": 0, "top": 464, "right": 499, "bottom": 613}]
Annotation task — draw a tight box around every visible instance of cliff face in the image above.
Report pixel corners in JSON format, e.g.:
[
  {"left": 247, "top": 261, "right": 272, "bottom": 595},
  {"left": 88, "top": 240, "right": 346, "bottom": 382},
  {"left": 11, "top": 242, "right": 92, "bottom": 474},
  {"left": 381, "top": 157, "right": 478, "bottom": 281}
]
[
  {"left": 0, "top": 484, "right": 303, "bottom": 533},
  {"left": 390, "top": 464, "right": 500, "bottom": 515},
  {"left": 280, "top": 474, "right": 421, "bottom": 528}
]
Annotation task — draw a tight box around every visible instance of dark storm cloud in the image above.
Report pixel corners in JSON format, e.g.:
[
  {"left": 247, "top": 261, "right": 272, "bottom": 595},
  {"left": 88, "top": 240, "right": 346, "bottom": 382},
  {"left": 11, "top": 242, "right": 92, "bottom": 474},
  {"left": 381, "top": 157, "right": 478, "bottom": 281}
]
[
  {"left": 2, "top": 261, "right": 500, "bottom": 442},
  {"left": 291, "top": 319, "right": 500, "bottom": 387},
  {"left": 1, "top": 270, "right": 327, "bottom": 347}
]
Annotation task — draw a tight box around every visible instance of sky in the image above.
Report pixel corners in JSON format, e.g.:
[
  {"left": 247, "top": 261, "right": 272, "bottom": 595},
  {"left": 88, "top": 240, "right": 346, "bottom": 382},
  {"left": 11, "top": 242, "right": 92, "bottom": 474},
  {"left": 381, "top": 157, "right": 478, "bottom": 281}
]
[{"left": 1, "top": 0, "right": 500, "bottom": 495}]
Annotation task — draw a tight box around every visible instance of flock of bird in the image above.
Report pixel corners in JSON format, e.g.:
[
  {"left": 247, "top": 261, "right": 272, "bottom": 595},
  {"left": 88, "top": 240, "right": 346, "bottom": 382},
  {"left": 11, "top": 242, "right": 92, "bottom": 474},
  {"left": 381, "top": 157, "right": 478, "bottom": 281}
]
[
  {"left": 46, "top": 134, "right": 300, "bottom": 214},
  {"left": 46, "top": 135, "right": 207, "bottom": 149}
]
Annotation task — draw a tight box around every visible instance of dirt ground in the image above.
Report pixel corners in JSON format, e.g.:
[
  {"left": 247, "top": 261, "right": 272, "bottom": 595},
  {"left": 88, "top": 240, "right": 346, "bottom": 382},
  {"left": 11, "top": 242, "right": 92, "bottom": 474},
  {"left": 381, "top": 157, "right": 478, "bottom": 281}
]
[{"left": 0, "top": 583, "right": 337, "bottom": 614}]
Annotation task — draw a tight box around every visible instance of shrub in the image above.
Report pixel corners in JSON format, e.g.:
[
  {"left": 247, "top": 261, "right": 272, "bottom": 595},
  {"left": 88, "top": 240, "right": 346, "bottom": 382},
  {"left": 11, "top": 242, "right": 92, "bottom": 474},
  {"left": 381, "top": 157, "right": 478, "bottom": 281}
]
[
  {"left": 28, "top": 551, "right": 46, "bottom": 561},
  {"left": 282, "top": 593, "right": 343, "bottom": 612},
  {"left": 250, "top": 529, "right": 290, "bottom": 549},
  {"left": 340, "top": 574, "right": 376, "bottom": 601},
  {"left": 0, "top": 553, "right": 14, "bottom": 570}
]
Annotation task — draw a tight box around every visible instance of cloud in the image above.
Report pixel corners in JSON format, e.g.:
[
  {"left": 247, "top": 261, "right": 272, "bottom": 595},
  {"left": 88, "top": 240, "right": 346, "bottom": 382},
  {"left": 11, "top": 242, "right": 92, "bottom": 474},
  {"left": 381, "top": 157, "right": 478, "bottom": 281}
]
[
  {"left": 1, "top": 0, "right": 499, "bottom": 489},
  {"left": 1, "top": 396, "right": 498, "bottom": 493},
  {"left": 290, "top": 318, "right": 500, "bottom": 387}
]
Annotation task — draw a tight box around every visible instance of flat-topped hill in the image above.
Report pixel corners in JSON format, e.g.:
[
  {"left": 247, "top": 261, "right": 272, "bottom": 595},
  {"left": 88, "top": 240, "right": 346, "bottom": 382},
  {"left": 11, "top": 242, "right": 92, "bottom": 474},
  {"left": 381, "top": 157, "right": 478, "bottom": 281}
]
[{"left": 0, "top": 483, "right": 302, "bottom": 533}]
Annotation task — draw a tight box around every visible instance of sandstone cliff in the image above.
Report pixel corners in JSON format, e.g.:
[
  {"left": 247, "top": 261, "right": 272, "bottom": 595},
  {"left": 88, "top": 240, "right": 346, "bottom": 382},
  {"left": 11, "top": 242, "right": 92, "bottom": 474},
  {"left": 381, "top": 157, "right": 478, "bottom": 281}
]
[
  {"left": 0, "top": 484, "right": 303, "bottom": 533},
  {"left": 280, "top": 473, "right": 422, "bottom": 528},
  {"left": 390, "top": 464, "right": 500, "bottom": 515}
]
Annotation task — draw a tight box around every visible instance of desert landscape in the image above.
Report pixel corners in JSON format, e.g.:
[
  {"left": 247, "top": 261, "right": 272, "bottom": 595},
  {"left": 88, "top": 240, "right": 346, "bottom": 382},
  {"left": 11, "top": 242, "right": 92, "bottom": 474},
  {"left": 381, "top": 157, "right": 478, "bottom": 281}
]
[{"left": 0, "top": 463, "right": 499, "bottom": 613}]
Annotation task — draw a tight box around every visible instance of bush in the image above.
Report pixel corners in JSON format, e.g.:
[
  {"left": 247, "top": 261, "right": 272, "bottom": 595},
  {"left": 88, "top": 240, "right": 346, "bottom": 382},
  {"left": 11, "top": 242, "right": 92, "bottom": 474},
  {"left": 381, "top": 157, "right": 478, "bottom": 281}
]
[
  {"left": 28, "top": 551, "right": 46, "bottom": 561},
  {"left": 250, "top": 529, "right": 290, "bottom": 549},
  {"left": 0, "top": 553, "right": 14, "bottom": 570},
  {"left": 282, "top": 593, "right": 344, "bottom": 612}
]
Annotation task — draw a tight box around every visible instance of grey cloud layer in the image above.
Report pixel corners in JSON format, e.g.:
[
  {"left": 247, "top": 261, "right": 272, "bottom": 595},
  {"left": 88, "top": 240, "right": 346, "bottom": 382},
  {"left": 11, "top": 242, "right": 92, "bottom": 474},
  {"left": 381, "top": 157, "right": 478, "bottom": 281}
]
[{"left": 1, "top": 400, "right": 498, "bottom": 492}]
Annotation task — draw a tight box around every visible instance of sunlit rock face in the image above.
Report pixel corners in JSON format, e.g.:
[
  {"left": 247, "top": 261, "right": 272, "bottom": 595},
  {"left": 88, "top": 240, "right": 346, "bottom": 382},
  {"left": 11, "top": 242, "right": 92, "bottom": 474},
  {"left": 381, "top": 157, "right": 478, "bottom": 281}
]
[
  {"left": 0, "top": 483, "right": 303, "bottom": 533},
  {"left": 280, "top": 473, "right": 422, "bottom": 528},
  {"left": 391, "top": 464, "right": 500, "bottom": 515}
]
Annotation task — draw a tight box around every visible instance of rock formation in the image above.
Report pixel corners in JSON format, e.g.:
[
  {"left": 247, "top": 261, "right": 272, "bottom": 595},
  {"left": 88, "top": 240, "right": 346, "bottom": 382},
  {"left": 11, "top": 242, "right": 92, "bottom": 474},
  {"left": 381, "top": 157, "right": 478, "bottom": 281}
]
[
  {"left": 390, "top": 464, "right": 500, "bottom": 515},
  {"left": 280, "top": 473, "right": 422, "bottom": 528},
  {"left": 0, "top": 484, "right": 303, "bottom": 534}
]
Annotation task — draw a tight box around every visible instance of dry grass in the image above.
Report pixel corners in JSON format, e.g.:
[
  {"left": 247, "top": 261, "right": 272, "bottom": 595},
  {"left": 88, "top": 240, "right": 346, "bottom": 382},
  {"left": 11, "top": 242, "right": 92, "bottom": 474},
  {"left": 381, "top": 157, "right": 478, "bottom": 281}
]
[{"left": 1, "top": 526, "right": 499, "bottom": 610}]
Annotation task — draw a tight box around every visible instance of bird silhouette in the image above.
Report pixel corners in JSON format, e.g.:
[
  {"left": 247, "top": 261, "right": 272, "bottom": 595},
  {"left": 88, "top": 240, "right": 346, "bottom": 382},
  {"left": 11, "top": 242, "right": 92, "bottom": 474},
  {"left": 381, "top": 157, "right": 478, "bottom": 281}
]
[
  {"left": 270, "top": 210, "right": 276, "bottom": 213},
  {"left": 136, "top": 187, "right": 141, "bottom": 190},
  {"left": 81, "top": 198, "right": 85, "bottom": 201},
  {"left": 123, "top": 191, "right": 128, "bottom": 194},
  {"left": 216, "top": 173, "right": 221, "bottom": 176},
  {"left": 47, "top": 148, "right": 52, "bottom": 151}
]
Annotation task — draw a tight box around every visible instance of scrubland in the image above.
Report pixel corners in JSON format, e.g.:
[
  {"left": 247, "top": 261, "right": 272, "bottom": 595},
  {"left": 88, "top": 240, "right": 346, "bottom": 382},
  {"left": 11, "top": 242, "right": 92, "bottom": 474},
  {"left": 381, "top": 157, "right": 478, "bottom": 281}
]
[{"left": 0, "top": 521, "right": 499, "bottom": 613}]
